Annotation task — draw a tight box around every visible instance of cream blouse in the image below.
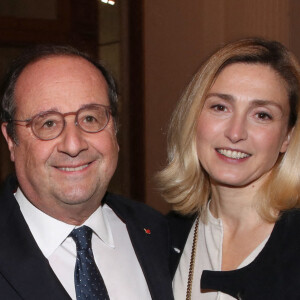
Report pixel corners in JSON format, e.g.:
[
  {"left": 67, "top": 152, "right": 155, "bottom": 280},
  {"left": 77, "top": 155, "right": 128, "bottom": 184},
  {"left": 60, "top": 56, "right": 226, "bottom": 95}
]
[{"left": 173, "top": 207, "right": 269, "bottom": 300}]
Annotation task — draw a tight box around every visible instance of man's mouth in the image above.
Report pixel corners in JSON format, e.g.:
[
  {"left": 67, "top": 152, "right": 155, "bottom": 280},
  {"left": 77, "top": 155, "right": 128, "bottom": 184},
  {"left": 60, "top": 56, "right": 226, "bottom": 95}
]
[
  {"left": 217, "top": 149, "right": 250, "bottom": 159},
  {"left": 57, "top": 164, "right": 90, "bottom": 172}
]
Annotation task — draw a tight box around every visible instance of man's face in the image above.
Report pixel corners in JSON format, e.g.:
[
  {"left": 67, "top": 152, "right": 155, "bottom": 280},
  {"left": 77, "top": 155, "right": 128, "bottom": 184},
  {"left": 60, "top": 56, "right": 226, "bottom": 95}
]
[{"left": 2, "top": 56, "right": 119, "bottom": 224}]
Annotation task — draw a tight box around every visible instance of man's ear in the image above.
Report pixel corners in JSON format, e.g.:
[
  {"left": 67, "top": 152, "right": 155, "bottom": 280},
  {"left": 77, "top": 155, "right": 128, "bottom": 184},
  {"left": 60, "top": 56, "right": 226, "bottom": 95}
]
[
  {"left": 1, "top": 123, "right": 16, "bottom": 162},
  {"left": 280, "top": 127, "right": 294, "bottom": 153}
]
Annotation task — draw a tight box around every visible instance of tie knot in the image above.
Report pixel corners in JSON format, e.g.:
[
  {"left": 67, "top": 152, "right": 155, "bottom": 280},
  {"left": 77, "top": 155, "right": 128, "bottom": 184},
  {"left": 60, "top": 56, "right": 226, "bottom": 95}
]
[{"left": 70, "top": 225, "right": 93, "bottom": 251}]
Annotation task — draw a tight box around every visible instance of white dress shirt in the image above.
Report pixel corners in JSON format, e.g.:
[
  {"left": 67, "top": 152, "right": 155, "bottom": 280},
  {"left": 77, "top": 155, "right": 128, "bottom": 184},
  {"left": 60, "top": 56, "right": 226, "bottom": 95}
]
[
  {"left": 173, "top": 207, "right": 269, "bottom": 300},
  {"left": 15, "top": 188, "right": 151, "bottom": 300}
]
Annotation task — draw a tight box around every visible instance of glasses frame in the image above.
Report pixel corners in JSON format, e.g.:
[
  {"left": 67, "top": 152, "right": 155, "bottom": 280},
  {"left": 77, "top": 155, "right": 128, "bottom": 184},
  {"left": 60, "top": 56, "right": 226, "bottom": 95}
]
[{"left": 10, "top": 104, "right": 111, "bottom": 141}]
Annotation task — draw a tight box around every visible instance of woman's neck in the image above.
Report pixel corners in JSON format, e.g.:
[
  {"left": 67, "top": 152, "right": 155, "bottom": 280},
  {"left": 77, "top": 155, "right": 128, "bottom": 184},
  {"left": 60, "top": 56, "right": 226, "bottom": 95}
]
[
  {"left": 209, "top": 177, "right": 275, "bottom": 271},
  {"left": 209, "top": 178, "right": 266, "bottom": 228}
]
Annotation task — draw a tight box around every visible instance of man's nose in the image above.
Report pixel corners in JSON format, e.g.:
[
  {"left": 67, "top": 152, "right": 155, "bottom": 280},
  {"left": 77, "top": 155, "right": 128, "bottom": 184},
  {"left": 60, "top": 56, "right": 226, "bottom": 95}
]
[
  {"left": 56, "top": 121, "right": 88, "bottom": 157},
  {"left": 224, "top": 114, "right": 248, "bottom": 143}
]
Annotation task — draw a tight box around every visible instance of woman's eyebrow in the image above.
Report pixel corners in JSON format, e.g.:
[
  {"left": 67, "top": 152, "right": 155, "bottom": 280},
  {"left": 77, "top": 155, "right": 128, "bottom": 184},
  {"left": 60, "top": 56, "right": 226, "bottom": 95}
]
[
  {"left": 206, "top": 93, "right": 284, "bottom": 111},
  {"left": 249, "top": 99, "right": 283, "bottom": 111},
  {"left": 206, "top": 93, "right": 234, "bottom": 101}
]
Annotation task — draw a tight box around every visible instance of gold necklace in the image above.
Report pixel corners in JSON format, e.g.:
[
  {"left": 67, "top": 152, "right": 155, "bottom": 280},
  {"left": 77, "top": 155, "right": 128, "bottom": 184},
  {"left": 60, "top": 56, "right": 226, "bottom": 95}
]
[{"left": 186, "top": 214, "right": 200, "bottom": 300}]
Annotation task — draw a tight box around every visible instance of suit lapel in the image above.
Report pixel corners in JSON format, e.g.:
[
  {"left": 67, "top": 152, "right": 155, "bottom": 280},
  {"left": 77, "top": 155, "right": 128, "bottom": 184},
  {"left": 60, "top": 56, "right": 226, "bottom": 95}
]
[
  {"left": 105, "top": 193, "right": 174, "bottom": 300},
  {"left": 167, "top": 212, "right": 196, "bottom": 278},
  {"left": 125, "top": 220, "right": 172, "bottom": 299},
  {"left": 0, "top": 177, "right": 71, "bottom": 300}
]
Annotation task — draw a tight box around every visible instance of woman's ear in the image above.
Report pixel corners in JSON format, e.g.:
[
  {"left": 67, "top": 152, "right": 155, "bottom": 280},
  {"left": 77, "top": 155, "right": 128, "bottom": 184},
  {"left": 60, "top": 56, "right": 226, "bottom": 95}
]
[{"left": 280, "top": 127, "right": 294, "bottom": 153}]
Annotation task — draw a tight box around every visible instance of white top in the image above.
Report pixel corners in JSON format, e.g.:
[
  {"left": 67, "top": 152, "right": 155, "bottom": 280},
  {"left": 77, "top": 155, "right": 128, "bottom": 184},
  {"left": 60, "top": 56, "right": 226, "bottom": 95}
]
[
  {"left": 15, "top": 188, "right": 151, "bottom": 300},
  {"left": 173, "top": 207, "right": 269, "bottom": 300}
]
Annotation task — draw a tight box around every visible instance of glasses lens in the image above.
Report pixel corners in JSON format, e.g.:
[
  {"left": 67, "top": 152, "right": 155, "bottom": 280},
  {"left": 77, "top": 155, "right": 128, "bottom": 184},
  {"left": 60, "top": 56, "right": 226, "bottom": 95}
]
[
  {"left": 32, "top": 112, "right": 64, "bottom": 140},
  {"left": 77, "top": 106, "right": 109, "bottom": 133}
]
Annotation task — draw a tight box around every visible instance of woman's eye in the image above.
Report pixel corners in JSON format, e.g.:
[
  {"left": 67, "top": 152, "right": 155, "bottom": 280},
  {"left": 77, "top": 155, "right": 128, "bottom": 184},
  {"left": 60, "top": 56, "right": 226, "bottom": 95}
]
[
  {"left": 256, "top": 112, "right": 272, "bottom": 120},
  {"left": 212, "top": 104, "right": 227, "bottom": 112}
]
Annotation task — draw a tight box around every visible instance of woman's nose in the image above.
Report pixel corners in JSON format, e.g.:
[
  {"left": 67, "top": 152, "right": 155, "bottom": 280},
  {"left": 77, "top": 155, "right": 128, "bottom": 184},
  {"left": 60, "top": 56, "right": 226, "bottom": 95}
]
[{"left": 224, "top": 114, "right": 248, "bottom": 143}]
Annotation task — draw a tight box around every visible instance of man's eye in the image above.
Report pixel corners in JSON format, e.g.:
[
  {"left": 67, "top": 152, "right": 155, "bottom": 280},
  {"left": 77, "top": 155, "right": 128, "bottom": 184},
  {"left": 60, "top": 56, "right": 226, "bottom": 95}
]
[
  {"left": 84, "top": 115, "right": 98, "bottom": 123},
  {"left": 43, "top": 120, "right": 56, "bottom": 128}
]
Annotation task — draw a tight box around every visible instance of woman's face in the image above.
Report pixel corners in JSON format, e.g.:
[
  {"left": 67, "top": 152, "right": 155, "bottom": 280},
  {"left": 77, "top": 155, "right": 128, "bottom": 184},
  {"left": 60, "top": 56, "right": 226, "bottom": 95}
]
[{"left": 196, "top": 63, "right": 292, "bottom": 188}]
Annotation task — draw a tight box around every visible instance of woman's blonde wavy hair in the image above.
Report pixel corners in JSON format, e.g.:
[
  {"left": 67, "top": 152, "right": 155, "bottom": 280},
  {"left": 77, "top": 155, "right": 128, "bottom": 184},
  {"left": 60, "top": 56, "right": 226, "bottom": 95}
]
[{"left": 157, "top": 37, "right": 300, "bottom": 222}]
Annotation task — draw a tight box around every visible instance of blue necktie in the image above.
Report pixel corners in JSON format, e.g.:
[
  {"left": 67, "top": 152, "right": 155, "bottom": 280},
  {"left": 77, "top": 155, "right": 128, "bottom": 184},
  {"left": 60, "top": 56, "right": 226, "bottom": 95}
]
[{"left": 70, "top": 226, "right": 110, "bottom": 299}]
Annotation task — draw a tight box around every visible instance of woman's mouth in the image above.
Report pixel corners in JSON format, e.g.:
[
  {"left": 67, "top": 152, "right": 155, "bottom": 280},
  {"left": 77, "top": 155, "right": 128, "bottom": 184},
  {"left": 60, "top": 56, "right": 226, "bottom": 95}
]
[{"left": 216, "top": 149, "right": 250, "bottom": 159}]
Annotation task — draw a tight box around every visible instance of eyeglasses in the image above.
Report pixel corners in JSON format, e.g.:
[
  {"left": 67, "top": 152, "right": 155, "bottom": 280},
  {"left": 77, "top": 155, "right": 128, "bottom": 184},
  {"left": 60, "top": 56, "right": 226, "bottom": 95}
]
[{"left": 10, "top": 104, "right": 111, "bottom": 141}]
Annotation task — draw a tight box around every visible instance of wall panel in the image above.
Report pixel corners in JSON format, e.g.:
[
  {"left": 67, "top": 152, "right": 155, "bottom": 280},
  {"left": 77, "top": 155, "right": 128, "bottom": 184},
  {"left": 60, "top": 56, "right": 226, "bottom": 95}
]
[{"left": 143, "top": 0, "right": 299, "bottom": 213}]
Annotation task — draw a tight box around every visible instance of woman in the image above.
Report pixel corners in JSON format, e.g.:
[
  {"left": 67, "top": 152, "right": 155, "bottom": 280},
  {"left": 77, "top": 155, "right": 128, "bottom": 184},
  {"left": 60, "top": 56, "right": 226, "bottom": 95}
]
[{"left": 158, "top": 38, "right": 300, "bottom": 299}]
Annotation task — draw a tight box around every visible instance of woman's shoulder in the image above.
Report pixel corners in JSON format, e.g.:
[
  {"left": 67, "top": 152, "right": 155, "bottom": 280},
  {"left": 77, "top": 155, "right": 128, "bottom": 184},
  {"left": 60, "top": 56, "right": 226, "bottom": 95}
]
[
  {"left": 279, "top": 208, "right": 300, "bottom": 227},
  {"left": 167, "top": 211, "right": 196, "bottom": 240},
  {"left": 167, "top": 211, "right": 197, "bottom": 278},
  {"left": 267, "top": 208, "right": 300, "bottom": 253}
]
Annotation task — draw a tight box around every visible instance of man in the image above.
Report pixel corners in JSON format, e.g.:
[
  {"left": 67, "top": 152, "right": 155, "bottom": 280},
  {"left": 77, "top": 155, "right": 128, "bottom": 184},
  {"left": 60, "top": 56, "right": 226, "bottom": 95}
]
[{"left": 0, "top": 45, "right": 173, "bottom": 300}]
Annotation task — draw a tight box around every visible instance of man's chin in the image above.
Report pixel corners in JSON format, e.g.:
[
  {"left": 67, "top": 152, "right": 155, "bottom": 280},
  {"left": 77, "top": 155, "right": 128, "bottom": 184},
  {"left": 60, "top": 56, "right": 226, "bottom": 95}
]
[
  {"left": 53, "top": 188, "right": 95, "bottom": 206},
  {"left": 59, "top": 194, "right": 94, "bottom": 206}
]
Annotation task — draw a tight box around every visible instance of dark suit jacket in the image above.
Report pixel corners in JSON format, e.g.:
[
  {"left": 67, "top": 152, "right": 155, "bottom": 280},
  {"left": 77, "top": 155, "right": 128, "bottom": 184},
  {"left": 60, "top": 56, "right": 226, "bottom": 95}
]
[
  {"left": 169, "top": 210, "right": 300, "bottom": 299},
  {"left": 0, "top": 175, "right": 174, "bottom": 300}
]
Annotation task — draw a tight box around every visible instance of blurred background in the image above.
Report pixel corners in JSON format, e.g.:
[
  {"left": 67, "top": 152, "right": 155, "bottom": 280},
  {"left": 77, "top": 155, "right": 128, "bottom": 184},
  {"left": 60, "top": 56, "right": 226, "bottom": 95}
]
[{"left": 0, "top": 0, "right": 299, "bottom": 213}]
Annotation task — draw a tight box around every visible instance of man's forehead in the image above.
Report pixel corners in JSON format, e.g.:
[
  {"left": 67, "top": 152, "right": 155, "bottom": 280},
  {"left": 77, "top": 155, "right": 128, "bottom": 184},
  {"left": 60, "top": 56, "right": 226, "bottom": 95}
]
[
  {"left": 18, "top": 55, "right": 103, "bottom": 81},
  {"left": 15, "top": 55, "right": 108, "bottom": 94},
  {"left": 14, "top": 55, "right": 109, "bottom": 115}
]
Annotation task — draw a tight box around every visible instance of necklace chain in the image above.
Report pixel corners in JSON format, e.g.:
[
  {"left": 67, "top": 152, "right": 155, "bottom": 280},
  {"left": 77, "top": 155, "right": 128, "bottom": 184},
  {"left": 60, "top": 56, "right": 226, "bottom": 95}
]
[{"left": 186, "top": 214, "right": 200, "bottom": 300}]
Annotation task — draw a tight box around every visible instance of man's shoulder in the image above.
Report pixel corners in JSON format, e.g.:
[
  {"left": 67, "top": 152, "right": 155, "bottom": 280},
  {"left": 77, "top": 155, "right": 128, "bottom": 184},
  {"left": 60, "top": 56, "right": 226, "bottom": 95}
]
[
  {"left": 103, "top": 192, "right": 167, "bottom": 225},
  {"left": 0, "top": 175, "right": 19, "bottom": 214}
]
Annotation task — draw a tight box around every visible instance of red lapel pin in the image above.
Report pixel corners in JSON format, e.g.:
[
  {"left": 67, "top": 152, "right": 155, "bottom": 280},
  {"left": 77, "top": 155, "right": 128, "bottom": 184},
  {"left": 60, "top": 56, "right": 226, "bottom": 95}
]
[{"left": 144, "top": 228, "right": 151, "bottom": 234}]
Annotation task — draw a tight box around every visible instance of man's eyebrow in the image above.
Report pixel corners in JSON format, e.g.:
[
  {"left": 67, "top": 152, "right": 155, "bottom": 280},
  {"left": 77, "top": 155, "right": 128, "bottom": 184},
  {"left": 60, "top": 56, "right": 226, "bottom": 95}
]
[
  {"left": 34, "top": 103, "right": 102, "bottom": 115},
  {"left": 206, "top": 93, "right": 284, "bottom": 111},
  {"left": 80, "top": 103, "right": 103, "bottom": 109},
  {"left": 29, "top": 107, "right": 59, "bottom": 117}
]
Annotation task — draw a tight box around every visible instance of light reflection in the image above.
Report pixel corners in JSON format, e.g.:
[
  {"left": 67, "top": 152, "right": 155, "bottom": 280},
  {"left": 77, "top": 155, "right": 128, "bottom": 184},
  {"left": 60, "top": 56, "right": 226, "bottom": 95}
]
[{"left": 101, "top": 0, "right": 115, "bottom": 5}]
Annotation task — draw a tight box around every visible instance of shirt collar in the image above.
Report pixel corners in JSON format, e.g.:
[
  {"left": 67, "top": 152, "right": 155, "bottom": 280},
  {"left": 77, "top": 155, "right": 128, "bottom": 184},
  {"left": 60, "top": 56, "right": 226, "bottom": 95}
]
[
  {"left": 82, "top": 203, "right": 114, "bottom": 248},
  {"left": 15, "top": 188, "right": 114, "bottom": 258},
  {"left": 207, "top": 200, "right": 222, "bottom": 226}
]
